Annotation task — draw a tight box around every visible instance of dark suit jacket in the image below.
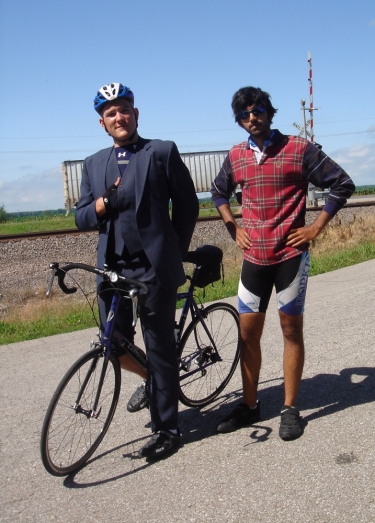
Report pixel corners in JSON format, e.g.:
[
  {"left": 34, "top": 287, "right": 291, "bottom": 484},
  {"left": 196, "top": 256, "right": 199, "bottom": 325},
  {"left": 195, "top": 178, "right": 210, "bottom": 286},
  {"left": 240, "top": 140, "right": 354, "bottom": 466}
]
[{"left": 75, "top": 137, "right": 199, "bottom": 290}]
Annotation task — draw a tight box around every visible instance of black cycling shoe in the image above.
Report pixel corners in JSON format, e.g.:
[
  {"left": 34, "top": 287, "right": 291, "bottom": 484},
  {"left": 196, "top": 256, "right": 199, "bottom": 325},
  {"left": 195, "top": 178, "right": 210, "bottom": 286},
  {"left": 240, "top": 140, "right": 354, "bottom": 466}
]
[
  {"left": 127, "top": 380, "right": 149, "bottom": 413},
  {"left": 138, "top": 430, "right": 180, "bottom": 459},
  {"left": 279, "top": 406, "right": 302, "bottom": 440},
  {"left": 216, "top": 401, "right": 261, "bottom": 433}
]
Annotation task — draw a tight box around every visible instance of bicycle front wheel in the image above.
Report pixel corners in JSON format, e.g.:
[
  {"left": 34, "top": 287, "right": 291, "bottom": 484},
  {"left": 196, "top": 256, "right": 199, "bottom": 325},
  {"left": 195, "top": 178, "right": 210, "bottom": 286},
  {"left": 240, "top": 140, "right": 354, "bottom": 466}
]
[
  {"left": 41, "top": 347, "right": 121, "bottom": 476},
  {"left": 178, "top": 302, "right": 240, "bottom": 408}
]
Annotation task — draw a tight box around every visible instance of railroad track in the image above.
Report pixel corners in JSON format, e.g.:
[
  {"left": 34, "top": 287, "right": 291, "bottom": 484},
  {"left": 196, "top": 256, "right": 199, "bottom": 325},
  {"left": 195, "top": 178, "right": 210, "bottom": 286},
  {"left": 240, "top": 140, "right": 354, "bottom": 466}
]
[
  {"left": 0, "top": 214, "right": 236, "bottom": 242},
  {"left": 1, "top": 201, "right": 374, "bottom": 242}
]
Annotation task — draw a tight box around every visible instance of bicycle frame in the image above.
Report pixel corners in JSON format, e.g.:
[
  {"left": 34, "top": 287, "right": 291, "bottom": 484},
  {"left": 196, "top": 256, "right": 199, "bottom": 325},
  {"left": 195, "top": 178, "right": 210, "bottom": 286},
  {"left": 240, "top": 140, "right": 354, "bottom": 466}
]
[
  {"left": 46, "top": 261, "right": 225, "bottom": 408},
  {"left": 98, "top": 277, "right": 224, "bottom": 388}
]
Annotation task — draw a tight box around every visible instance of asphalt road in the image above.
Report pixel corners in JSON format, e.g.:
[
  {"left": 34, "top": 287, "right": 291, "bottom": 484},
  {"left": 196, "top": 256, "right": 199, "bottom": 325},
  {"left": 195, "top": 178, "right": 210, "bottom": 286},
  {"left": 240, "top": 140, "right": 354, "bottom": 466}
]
[{"left": 1, "top": 260, "right": 375, "bottom": 523}]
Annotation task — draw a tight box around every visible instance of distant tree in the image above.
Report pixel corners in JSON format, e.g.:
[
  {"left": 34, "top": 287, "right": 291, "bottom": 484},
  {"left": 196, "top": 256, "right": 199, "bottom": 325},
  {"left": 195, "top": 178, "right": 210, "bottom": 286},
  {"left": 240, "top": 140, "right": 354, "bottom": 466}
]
[{"left": 0, "top": 203, "right": 7, "bottom": 223}]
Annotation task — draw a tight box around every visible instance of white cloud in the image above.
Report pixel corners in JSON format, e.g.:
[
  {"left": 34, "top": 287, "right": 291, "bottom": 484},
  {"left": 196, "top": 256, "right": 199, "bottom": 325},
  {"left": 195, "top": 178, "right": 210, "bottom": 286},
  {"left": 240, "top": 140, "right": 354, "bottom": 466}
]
[
  {"left": 0, "top": 166, "right": 65, "bottom": 213},
  {"left": 330, "top": 142, "right": 375, "bottom": 186}
]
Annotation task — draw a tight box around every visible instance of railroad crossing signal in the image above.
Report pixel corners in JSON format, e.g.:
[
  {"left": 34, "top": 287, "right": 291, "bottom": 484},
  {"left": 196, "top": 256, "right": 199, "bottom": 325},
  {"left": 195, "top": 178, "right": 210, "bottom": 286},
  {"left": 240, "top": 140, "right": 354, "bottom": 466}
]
[{"left": 293, "top": 121, "right": 311, "bottom": 137}]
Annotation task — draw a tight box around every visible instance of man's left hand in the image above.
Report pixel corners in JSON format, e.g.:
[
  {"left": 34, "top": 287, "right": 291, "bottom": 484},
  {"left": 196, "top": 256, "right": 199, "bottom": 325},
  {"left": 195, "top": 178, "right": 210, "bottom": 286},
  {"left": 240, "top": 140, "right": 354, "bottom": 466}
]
[
  {"left": 286, "top": 224, "right": 321, "bottom": 247},
  {"left": 286, "top": 210, "right": 333, "bottom": 247}
]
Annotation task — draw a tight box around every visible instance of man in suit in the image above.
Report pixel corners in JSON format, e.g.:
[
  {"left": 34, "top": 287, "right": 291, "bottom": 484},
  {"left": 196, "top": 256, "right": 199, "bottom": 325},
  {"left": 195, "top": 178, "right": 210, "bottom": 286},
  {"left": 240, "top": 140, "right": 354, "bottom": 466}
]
[{"left": 75, "top": 83, "right": 199, "bottom": 458}]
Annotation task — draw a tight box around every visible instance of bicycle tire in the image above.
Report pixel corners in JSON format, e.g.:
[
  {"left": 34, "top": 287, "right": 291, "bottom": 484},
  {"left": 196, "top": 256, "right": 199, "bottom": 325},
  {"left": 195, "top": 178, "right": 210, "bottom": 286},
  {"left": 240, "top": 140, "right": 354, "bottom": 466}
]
[
  {"left": 178, "top": 302, "right": 240, "bottom": 408},
  {"left": 41, "top": 347, "right": 121, "bottom": 476}
]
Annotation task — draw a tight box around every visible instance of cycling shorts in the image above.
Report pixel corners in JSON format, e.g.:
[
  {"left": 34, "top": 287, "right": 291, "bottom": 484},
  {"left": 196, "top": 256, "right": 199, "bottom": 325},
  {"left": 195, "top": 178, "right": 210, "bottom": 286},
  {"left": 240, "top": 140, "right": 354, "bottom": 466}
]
[{"left": 238, "top": 251, "right": 310, "bottom": 316}]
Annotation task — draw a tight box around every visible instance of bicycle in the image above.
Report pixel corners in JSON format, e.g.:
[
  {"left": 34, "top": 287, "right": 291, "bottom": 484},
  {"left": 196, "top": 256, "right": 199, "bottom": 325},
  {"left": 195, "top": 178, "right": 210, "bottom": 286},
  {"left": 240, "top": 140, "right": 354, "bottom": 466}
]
[{"left": 40, "top": 245, "right": 240, "bottom": 476}]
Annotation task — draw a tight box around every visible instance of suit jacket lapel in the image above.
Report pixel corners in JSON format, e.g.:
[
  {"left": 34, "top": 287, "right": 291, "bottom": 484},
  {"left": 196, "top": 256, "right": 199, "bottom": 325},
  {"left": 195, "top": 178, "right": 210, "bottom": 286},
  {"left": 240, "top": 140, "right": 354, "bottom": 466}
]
[{"left": 130, "top": 137, "right": 152, "bottom": 211}]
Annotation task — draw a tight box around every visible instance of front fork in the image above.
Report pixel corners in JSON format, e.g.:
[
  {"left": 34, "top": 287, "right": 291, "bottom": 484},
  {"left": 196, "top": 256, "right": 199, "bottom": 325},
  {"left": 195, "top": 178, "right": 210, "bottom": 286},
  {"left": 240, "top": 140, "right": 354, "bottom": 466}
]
[{"left": 74, "top": 292, "right": 125, "bottom": 419}]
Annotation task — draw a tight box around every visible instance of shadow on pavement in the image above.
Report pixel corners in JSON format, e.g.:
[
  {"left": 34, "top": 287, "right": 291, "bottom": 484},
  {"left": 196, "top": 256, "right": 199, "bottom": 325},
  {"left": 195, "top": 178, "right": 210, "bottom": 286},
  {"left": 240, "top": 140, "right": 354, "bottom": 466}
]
[
  {"left": 213, "top": 366, "right": 375, "bottom": 425},
  {"left": 298, "top": 366, "right": 375, "bottom": 422},
  {"left": 63, "top": 434, "right": 152, "bottom": 489},
  {"left": 63, "top": 366, "right": 375, "bottom": 488}
]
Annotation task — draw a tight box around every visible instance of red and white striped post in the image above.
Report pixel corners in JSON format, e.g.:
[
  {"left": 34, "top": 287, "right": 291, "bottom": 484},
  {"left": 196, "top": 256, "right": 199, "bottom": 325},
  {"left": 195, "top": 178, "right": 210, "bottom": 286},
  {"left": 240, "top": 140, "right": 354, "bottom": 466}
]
[{"left": 308, "top": 51, "right": 314, "bottom": 143}]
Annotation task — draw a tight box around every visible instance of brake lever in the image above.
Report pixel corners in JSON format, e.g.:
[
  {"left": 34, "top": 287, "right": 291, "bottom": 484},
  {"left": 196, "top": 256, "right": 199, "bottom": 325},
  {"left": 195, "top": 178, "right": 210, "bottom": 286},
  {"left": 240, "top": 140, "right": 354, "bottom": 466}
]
[
  {"left": 46, "top": 263, "right": 58, "bottom": 297},
  {"left": 129, "top": 288, "right": 138, "bottom": 327}
]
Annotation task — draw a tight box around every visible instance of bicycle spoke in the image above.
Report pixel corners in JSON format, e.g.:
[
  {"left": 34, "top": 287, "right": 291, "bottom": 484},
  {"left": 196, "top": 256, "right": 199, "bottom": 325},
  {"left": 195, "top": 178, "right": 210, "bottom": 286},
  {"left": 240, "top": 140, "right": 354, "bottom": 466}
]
[
  {"left": 179, "top": 303, "right": 240, "bottom": 407},
  {"left": 41, "top": 348, "right": 121, "bottom": 476}
]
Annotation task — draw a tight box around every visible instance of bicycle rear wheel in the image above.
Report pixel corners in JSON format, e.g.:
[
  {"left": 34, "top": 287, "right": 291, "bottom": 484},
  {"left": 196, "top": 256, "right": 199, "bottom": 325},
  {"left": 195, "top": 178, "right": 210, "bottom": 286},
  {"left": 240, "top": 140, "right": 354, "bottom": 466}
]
[
  {"left": 41, "top": 347, "right": 121, "bottom": 476},
  {"left": 178, "top": 302, "right": 240, "bottom": 408}
]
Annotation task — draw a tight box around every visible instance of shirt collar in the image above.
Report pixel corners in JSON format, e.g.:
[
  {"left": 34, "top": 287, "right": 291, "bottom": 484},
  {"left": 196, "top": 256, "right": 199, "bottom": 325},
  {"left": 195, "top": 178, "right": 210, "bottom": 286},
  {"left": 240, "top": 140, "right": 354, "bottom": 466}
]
[{"left": 247, "top": 129, "right": 278, "bottom": 151}]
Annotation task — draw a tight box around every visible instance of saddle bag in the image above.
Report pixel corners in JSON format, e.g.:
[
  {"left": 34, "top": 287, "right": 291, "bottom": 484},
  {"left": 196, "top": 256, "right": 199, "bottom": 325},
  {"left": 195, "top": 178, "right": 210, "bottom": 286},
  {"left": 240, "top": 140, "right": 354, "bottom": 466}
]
[{"left": 185, "top": 245, "right": 223, "bottom": 288}]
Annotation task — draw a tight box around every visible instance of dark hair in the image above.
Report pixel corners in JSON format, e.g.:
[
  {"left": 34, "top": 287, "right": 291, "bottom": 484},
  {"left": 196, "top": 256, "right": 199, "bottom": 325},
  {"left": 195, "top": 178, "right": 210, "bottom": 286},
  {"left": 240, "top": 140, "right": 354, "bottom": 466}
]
[{"left": 231, "top": 87, "right": 277, "bottom": 124}]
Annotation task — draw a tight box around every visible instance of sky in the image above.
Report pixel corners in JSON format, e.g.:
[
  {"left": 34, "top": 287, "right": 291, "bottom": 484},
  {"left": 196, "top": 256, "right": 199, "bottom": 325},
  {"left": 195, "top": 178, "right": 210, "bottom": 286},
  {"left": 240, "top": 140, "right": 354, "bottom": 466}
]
[{"left": 0, "top": 0, "right": 374, "bottom": 213}]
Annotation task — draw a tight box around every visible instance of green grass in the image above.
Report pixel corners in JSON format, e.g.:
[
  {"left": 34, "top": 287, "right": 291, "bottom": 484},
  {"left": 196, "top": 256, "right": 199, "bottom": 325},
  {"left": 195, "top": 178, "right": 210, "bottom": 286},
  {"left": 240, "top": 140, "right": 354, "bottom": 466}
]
[
  {"left": 354, "top": 187, "right": 375, "bottom": 195},
  {"left": 310, "top": 241, "right": 375, "bottom": 276},
  {"left": 198, "top": 208, "right": 220, "bottom": 218},
  {"left": 1, "top": 241, "right": 374, "bottom": 345},
  {"left": 0, "top": 304, "right": 97, "bottom": 345},
  {"left": 0, "top": 214, "right": 77, "bottom": 234}
]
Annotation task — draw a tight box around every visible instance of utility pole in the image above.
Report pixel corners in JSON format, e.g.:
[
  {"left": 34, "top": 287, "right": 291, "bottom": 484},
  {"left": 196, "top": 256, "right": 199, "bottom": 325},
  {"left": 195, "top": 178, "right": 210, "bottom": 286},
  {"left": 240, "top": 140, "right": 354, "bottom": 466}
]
[
  {"left": 307, "top": 50, "right": 315, "bottom": 142},
  {"left": 293, "top": 53, "right": 327, "bottom": 206},
  {"left": 293, "top": 51, "right": 319, "bottom": 143}
]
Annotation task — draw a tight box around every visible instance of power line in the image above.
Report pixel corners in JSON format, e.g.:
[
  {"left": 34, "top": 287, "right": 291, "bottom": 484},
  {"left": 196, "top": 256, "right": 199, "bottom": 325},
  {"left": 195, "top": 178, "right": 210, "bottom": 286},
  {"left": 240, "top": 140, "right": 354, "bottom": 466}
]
[
  {"left": 1, "top": 129, "right": 374, "bottom": 154},
  {"left": 318, "top": 130, "right": 375, "bottom": 138},
  {"left": 0, "top": 149, "right": 97, "bottom": 154},
  {"left": 0, "top": 118, "right": 374, "bottom": 140}
]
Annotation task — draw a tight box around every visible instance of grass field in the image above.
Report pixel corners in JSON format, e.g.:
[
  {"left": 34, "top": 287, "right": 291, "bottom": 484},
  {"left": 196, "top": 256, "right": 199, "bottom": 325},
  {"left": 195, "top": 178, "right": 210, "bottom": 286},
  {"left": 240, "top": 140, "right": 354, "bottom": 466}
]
[{"left": 0, "top": 214, "right": 77, "bottom": 234}]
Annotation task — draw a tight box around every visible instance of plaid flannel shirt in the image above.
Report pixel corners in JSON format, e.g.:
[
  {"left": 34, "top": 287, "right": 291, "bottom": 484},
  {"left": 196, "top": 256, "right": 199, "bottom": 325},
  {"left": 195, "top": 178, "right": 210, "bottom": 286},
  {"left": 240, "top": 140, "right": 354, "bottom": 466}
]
[{"left": 211, "top": 130, "right": 355, "bottom": 265}]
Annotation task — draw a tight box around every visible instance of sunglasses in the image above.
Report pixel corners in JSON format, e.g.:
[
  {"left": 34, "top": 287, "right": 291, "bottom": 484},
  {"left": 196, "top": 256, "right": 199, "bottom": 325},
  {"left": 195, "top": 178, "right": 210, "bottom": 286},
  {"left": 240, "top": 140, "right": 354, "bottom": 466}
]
[{"left": 239, "top": 106, "right": 266, "bottom": 119}]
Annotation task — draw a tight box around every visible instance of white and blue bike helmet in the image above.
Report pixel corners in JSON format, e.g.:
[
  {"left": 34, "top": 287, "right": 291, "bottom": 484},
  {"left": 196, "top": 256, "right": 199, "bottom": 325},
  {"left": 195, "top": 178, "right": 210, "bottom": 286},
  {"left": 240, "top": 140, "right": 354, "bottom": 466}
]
[{"left": 94, "top": 83, "right": 134, "bottom": 114}]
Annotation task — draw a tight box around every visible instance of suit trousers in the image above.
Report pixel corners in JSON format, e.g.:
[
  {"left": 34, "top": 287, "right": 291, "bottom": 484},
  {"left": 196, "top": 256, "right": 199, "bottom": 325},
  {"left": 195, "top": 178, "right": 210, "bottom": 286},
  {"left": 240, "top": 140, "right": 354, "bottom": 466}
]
[{"left": 98, "top": 271, "right": 179, "bottom": 433}]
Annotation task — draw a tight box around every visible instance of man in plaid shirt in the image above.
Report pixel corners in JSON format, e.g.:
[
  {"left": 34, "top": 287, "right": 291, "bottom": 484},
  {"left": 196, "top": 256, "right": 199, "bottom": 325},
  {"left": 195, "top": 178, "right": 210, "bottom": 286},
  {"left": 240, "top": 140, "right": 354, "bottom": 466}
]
[{"left": 211, "top": 86, "right": 355, "bottom": 440}]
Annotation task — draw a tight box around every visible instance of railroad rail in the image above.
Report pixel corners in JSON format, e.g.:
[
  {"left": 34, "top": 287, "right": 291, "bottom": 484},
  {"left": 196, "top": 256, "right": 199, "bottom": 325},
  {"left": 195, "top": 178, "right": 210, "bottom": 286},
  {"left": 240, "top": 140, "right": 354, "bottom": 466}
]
[{"left": 0, "top": 201, "right": 374, "bottom": 243}]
